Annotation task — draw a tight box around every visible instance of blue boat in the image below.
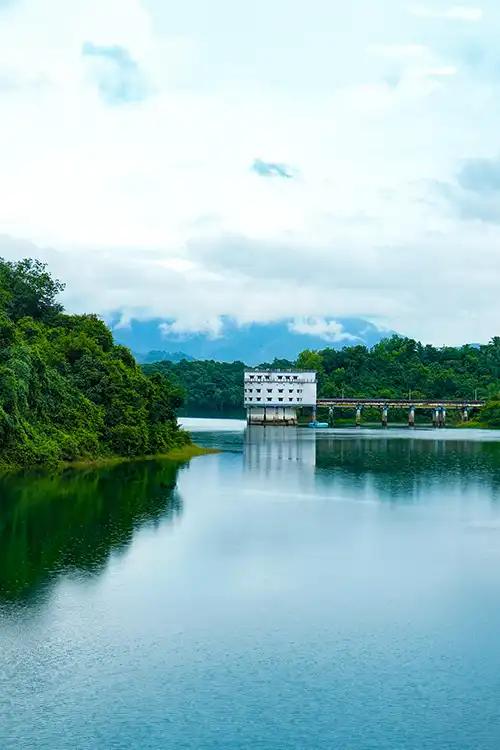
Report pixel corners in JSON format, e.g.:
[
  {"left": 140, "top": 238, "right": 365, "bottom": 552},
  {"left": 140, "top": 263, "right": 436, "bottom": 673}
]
[{"left": 307, "top": 421, "right": 329, "bottom": 429}]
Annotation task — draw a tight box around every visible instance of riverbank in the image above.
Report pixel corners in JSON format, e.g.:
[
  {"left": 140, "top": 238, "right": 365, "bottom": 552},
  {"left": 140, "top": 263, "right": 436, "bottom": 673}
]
[
  {"left": 64, "top": 443, "right": 218, "bottom": 470},
  {"left": 0, "top": 443, "right": 218, "bottom": 475}
]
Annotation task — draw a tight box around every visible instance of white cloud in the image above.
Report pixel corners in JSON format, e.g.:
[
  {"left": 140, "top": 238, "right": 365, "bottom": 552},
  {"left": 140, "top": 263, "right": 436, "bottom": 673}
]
[
  {"left": 0, "top": 0, "right": 498, "bottom": 347},
  {"left": 369, "top": 43, "right": 430, "bottom": 60},
  {"left": 409, "top": 5, "right": 483, "bottom": 21},
  {"left": 289, "top": 318, "right": 359, "bottom": 343},
  {"left": 159, "top": 318, "right": 224, "bottom": 339}
]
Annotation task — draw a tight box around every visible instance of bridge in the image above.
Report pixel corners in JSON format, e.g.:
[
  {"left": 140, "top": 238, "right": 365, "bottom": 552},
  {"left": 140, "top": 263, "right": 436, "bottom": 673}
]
[{"left": 315, "top": 398, "right": 486, "bottom": 427}]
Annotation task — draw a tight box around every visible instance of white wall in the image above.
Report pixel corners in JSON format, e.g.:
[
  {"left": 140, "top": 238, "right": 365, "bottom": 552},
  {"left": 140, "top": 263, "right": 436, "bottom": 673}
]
[{"left": 244, "top": 371, "right": 317, "bottom": 407}]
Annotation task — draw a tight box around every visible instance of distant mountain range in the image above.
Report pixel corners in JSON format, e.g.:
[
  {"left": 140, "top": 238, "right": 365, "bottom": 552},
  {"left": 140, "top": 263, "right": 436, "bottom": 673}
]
[
  {"left": 135, "top": 350, "right": 195, "bottom": 364},
  {"left": 112, "top": 317, "right": 393, "bottom": 365}
]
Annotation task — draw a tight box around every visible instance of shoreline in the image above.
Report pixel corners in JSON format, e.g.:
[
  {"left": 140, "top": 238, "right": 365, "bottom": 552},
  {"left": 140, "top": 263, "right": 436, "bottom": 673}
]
[
  {"left": 64, "top": 443, "right": 218, "bottom": 470},
  {"left": 0, "top": 444, "right": 218, "bottom": 475}
]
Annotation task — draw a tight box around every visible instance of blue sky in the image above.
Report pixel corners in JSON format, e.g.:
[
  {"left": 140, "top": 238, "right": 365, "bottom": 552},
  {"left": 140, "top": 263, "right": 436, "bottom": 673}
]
[{"left": 0, "top": 0, "right": 499, "bottom": 344}]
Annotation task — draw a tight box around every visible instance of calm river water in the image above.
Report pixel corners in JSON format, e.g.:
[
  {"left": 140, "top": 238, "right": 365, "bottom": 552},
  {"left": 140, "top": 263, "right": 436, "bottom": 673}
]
[{"left": 2, "top": 420, "right": 500, "bottom": 749}]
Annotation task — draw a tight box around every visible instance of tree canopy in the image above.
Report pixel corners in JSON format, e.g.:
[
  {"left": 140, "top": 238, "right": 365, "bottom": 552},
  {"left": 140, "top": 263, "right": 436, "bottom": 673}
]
[{"left": 0, "top": 258, "right": 189, "bottom": 467}]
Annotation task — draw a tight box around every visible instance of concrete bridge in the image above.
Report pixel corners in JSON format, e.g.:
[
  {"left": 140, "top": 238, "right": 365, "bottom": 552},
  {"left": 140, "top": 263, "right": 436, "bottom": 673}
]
[{"left": 316, "top": 398, "right": 486, "bottom": 427}]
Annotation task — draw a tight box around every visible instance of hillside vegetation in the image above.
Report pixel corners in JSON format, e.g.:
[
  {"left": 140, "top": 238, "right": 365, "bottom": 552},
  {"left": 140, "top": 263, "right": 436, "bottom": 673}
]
[
  {"left": 296, "top": 337, "right": 500, "bottom": 400},
  {"left": 0, "top": 258, "right": 189, "bottom": 467}
]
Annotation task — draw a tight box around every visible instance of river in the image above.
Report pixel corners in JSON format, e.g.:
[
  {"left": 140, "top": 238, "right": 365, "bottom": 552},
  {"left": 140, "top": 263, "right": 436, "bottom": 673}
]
[{"left": 2, "top": 419, "right": 500, "bottom": 749}]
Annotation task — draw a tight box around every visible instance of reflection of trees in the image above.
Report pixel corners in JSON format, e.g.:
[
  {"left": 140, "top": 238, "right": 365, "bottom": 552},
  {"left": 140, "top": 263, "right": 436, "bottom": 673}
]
[
  {"left": 315, "top": 436, "right": 500, "bottom": 501},
  {"left": 0, "top": 459, "right": 183, "bottom": 604}
]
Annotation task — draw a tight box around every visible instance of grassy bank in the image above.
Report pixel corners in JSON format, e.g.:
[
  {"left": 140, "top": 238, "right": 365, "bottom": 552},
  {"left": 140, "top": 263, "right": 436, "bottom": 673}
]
[
  {"left": 0, "top": 443, "right": 218, "bottom": 475},
  {"left": 63, "top": 443, "right": 218, "bottom": 470}
]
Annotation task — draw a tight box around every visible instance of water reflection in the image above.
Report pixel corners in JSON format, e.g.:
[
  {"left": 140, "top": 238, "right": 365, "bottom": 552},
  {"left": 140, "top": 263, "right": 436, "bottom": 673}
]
[
  {"left": 4, "top": 427, "right": 500, "bottom": 607},
  {"left": 0, "top": 459, "right": 183, "bottom": 604},
  {"left": 239, "top": 425, "right": 500, "bottom": 503},
  {"left": 244, "top": 426, "right": 316, "bottom": 467},
  {"left": 315, "top": 433, "right": 500, "bottom": 502}
]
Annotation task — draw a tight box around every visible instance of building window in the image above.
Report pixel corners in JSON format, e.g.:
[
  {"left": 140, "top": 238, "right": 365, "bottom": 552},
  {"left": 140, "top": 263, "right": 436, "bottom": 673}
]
[
  {"left": 278, "top": 398, "right": 283, "bottom": 402},
  {"left": 289, "top": 398, "right": 293, "bottom": 401},
  {"left": 278, "top": 388, "right": 284, "bottom": 393},
  {"left": 267, "top": 389, "right": 272, "bottom": 393},
  {"left": 289, "top": 389, "right": 293, "bottom": 393},
  {"left": 257, "top": 397, "right": 261, "bottom": 401},
  {"left": 267, "top": 397, "right": 272, "bottom": 402}
]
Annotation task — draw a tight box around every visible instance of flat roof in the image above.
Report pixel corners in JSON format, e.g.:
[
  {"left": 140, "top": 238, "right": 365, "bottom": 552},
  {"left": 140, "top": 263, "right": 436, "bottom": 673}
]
[{"left": 244, "top": 369, "right": 316, "bottom": 374}]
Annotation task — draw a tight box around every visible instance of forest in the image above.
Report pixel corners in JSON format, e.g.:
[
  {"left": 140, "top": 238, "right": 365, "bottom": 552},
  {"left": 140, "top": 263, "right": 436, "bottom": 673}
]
[
  {"left": 0, "top": 258, "right": 189, "bottom": 467},
  {"left": 145, "top": 337, "right": 500, "bottom": 427},
  {"left": 144, "top": 358, "right": 246, "bottom": 415}
]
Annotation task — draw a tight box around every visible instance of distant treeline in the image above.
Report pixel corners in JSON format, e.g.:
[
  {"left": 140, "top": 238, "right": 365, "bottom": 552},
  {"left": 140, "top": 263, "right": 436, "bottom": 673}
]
[
  {"left": 143, "top": 337, "right": 500, "bottom": 426},
  {"left": 143, "top": 359, "right": 246, "bottom": 414}
]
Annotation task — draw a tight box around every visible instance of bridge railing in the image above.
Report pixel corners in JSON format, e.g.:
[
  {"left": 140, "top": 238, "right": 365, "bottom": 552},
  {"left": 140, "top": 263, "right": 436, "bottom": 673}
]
[{"left": 317, "top": 398, "right": 485, "bottom": 408}]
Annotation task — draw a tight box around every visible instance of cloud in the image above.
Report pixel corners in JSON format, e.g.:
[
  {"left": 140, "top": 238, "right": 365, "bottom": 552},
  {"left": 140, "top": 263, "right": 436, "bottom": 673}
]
[
  {"left": 409, "top": 5, "right": 483, "bottom": 21},
  {"left": 82, "top": 41, "right": 149, "bottom": 104},
  {"left": 436, "top": 155, "right": 500, "bottom": 223},
  {"left": 251, "top": 159, "right": 294, "bottom": 179},
  {"left": 159, "top": 318, "right": 224, "bottom": 339},
  {"left": 370, "top": 44, "right": 429, "bottom": 60},
  {"left": 289, "top": 318, "right": 359, "bottom": 343},
  {"left": 1, "top": 0, "right": 500, "bottom": 348},
  {"left": 457, "top": 155, "right": 500, "bottom": 193}
]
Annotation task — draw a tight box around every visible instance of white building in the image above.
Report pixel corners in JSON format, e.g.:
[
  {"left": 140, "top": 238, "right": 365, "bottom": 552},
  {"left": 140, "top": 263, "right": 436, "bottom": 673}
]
[{"left": 244, "top": 370, "right": 317, "bottom": 425}]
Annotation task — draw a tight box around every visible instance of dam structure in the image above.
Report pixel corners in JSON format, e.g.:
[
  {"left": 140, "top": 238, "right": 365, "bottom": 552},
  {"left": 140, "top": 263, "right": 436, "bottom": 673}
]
[
  {"left": 317, "top": 398, "right": 485, "bottom": 427},
  {"left": 244, "top": 370, "right": 317, "bottom": 425},
  {"left": 244, "top": 370, "right": 484, "bottom": 426}
]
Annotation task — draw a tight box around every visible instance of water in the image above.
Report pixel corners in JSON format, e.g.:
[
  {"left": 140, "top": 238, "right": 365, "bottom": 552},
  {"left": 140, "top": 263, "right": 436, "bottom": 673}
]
[{"left": 2, "top": 421, "right": 500, "bottom": 749}]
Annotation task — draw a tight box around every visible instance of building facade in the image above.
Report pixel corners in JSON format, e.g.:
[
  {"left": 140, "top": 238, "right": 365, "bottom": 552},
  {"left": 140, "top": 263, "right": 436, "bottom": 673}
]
[{"left": 244, "top": 370, "right": 317, "bottom": 425}]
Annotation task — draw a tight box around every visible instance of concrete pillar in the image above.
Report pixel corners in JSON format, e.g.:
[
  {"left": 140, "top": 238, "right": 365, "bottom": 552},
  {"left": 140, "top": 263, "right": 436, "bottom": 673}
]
[
  {"left": 462, "top": 408, "right": 469, "bottom": 422},
  {"left": 328, "top": 406, "right": 334, "bottom": 426},
  {"left": 432, "top": 409, "right": 439, "bottom": 427},
  {"left": 408, "top": 407, "right": 415, "bottom": 427},
  {"left": 440, "top": 408, "right": 446, "bottom": 428},
  {"left": 312, "top": 407, "right": 317, "bottom": 424},
  {"left": 381, "top": 406, "right": 388, "bottom": 427},
  {"left": 356, "top": 405, "right": 362, "bottom": 427}
]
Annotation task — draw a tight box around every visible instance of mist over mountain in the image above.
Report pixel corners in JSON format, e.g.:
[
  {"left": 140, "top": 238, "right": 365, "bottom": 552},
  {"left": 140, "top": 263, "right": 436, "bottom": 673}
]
[{"left": 112, "top": 317, "right": 393, "bottom": 365}]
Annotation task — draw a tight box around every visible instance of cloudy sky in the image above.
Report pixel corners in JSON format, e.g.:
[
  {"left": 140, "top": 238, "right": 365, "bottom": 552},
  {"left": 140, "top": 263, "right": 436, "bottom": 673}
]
[{"left": 1, "top": 0, "right": 500, "bottom": 344}]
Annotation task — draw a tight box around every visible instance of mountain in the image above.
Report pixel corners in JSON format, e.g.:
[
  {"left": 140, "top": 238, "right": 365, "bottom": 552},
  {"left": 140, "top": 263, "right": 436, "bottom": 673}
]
[
  {"left": 134, "top": 350, "right": 195, "bottom": 364},
  {"left": 111, "top": 317, "right": 394, "bottom": 365}
]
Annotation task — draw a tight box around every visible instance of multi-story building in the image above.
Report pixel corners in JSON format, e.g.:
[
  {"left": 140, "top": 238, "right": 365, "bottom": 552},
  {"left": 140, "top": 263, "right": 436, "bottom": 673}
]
[{"left": 244, "top": 370, "right": 317, "bottom": 424}]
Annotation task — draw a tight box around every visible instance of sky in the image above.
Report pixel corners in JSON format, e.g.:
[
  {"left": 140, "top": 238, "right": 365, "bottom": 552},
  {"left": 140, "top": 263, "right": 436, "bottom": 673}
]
[{"left": 1, "top": 0, "right": 500, "bottom": 345}]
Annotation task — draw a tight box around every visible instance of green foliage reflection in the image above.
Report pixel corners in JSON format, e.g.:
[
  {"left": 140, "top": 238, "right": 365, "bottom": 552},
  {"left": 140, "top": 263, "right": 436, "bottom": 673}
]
[{"left": 0, "top": 459, "right": 183, "bottom": 603}]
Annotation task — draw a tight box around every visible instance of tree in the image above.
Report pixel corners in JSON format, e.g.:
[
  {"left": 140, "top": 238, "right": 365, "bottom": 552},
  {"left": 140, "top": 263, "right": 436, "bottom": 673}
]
[
  {"left": 0, "top": 258, "right": 190, "bottom": 467},
  {"left": 0, "top": 258, "right": 65, "bottom": 322}
]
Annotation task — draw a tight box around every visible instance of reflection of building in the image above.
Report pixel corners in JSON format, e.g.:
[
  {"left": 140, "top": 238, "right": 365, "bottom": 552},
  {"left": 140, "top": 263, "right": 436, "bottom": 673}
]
[
  {"left": 243, "top": 426, "right": 317, "bottom": 494},
  {"left": 244, "top": 370, "right": 317, "bottom": 425}
]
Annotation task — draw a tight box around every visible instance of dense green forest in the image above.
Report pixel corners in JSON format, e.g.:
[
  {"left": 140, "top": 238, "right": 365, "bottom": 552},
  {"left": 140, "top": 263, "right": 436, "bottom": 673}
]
[
  {"left": 145, "top": 336, "right": 500, "bottom": 426},
  {"left": 296, "top": 337, "right": 500, "bottom": 401},
  {"left": 144, "top": 359, "right": 246, "bottom": 414},
  {"left": 0, "top": 258, "right": 189, "bottom": 467}
]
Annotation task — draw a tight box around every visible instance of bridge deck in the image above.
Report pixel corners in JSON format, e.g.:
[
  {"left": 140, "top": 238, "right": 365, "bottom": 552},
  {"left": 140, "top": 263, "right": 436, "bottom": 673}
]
[{"left": 317, "top": 398, "right": 485, "bottom": 409}]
